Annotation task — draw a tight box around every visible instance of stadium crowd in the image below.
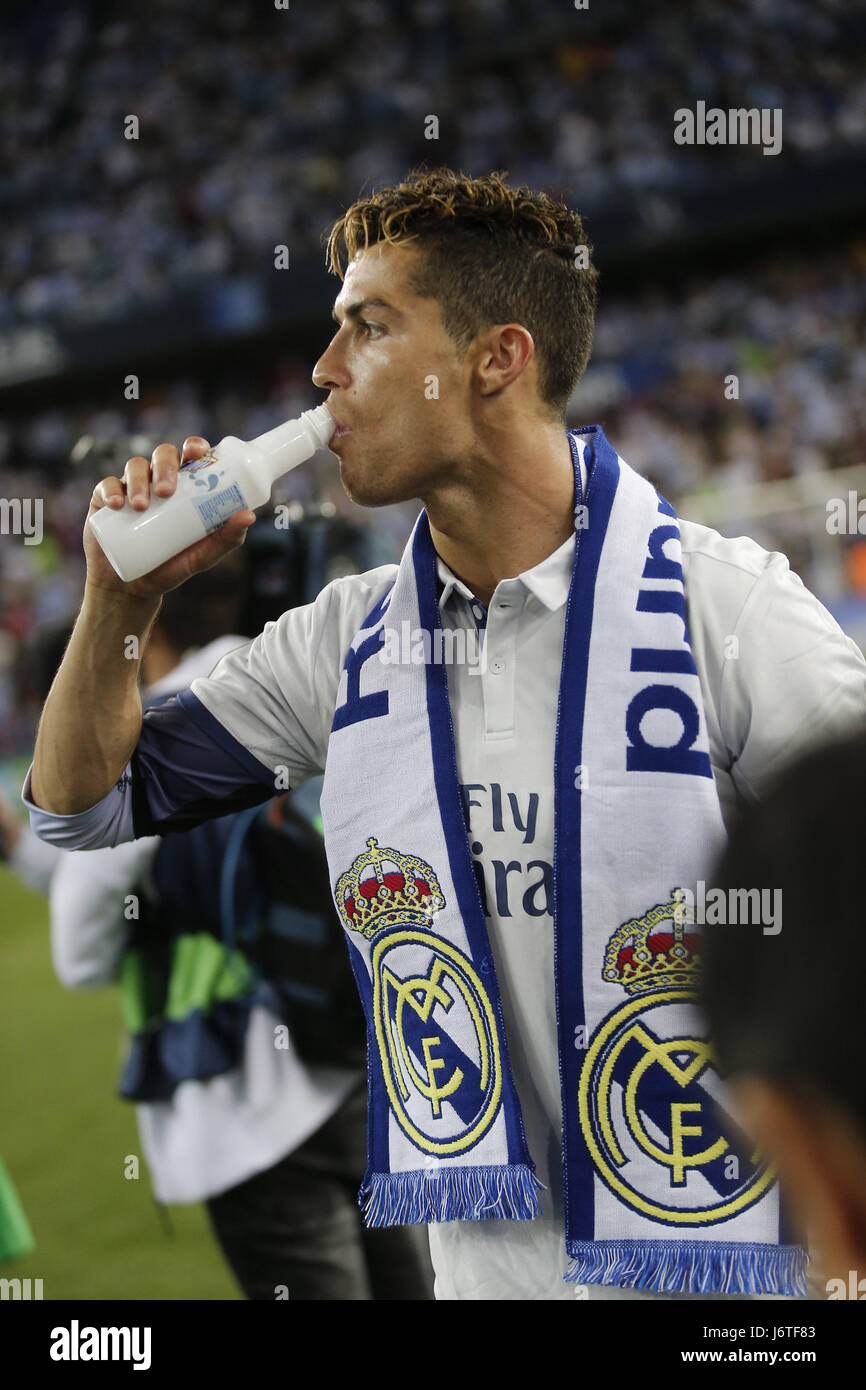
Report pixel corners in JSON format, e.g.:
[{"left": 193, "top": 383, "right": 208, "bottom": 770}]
[{"left": 1, "top": 0, "right": 865, "bottom": 329}]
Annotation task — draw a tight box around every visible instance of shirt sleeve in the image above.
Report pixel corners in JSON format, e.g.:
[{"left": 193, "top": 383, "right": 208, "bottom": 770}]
[
  {"left": 185, "top": 564, "right": 398, "bottom": 778},
  {"left": 721, "top": 550, "right": 866, "bottom": 799},
  {"left": 22, "top": 568, "right": 396, "bottom": 851},
  {"left": 22, "top": 761, "right": 137, "bottom": 849},
  {"left": 185, "top": 581, "right": 346, "bottom": 784},
  {"left": 21, "top": 696, "right": 277, "bottom": 849}
]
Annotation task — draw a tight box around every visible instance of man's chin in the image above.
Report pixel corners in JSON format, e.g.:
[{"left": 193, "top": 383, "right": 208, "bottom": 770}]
[{"left": 337, "top": 455, "right": 403, "bottom": 509}]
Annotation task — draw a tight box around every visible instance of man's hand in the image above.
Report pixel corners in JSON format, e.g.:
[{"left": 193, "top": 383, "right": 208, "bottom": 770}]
[
  {"left": 85, "top": 436, "right": 257, "bottom": 597},
  {"left": 31, "top": 435, "right": 257, "bottom": 815}
]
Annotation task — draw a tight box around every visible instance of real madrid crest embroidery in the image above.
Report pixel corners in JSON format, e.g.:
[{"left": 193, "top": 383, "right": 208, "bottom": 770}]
[
  {"left": 336, "top": 837, "right": 503, "bottom": 1156},
  {"left": 579, "top": 893, "right": 775, "bottom": 1225},
  {"left": 336, "top": 838, "right": 774, "bottom": 1219}
]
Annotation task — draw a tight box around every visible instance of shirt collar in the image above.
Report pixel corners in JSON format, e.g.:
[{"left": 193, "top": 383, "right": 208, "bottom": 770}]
[
  {"left": 518, "top": 531, "right": 576, "bottom": 611},
  {"left": 436, "top": 561, "right": 475, "bottom": 612},
  {"left": 436, "top": 529, "right": 576, "bottom": 614}
]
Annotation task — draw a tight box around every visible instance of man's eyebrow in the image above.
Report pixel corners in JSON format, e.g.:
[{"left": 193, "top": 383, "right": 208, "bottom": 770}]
[{"left": 331, "top": 296, "right": 395, "bottom": 324}]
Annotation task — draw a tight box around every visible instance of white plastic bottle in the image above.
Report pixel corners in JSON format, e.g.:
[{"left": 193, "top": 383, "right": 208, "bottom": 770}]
[{"left": 88, "top": 404, "right": 335, "bottom": 582}]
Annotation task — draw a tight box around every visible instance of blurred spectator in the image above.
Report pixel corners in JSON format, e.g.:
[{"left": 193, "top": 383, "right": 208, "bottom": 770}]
[{"left": 702, "top": 730, "right": 866, "bottom": 1295}]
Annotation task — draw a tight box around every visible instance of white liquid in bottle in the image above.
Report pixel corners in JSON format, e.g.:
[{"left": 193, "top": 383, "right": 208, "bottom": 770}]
[{"left": 89, "top": 404, "right": 335, "bottom": 582}]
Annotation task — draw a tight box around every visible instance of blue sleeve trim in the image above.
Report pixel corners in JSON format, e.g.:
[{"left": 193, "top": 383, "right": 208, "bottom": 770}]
[
  {"left": 175, "top": 689, "right": 279, "bottom": 785},
  {"left": 131, "top": 691, "right": 276, "bottom": 838}
]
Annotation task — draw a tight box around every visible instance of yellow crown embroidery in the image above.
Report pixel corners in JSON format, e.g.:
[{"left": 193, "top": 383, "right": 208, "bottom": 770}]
[
  {"left": 336, "top": 837, "right": 445, "bottom": 940},
  {"left": 603, "top": 893, "right": 699, "bottom": 996}
]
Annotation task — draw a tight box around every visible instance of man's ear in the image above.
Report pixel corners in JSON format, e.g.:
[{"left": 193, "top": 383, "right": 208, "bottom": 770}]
[
  {"left": 472, "top": 324, "right": 535, "bottom": 398},
  {"left": 733, "top": 1076, "right": 866, "bottom": 1295}
]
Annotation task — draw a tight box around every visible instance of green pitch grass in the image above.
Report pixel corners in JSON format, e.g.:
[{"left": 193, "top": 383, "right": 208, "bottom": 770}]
[{"left": 0, "top": 863, "right": 240, "bottom": 1300}]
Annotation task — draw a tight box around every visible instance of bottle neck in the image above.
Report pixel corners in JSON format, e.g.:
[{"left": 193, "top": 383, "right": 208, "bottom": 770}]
[
  {"left": 250, "top": 417, "right": 311, "bottom": 484},
  {"left": 250, "top": 405, "right": 333, "bottom": 484}
]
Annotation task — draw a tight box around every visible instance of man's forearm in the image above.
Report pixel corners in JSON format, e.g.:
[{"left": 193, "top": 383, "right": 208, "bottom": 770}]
[{"left": 30, "top": 583, "right": 162, "bottom": 814}]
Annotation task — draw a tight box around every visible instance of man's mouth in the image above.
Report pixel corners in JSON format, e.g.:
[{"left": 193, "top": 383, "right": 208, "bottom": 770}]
[{"left": 328, "top": 411, "right": 352, "bottom": 440}]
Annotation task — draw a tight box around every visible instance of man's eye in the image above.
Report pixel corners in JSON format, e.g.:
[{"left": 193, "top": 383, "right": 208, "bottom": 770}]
[{"left": 359, "top": 320, "right": 383, "bottom": 338}]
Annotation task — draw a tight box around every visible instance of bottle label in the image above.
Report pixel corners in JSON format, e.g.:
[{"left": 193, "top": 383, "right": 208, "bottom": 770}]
[
  {"left": 193, "top": 481, "right": 247, "bottom": 533},
  {"left": 181, "top": 448, "right": 221, "bottom": 474}
]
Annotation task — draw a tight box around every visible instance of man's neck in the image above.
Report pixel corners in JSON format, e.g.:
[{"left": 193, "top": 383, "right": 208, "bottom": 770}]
[{"left": 426, "top": 419, "right": 576, "bottom": 608}]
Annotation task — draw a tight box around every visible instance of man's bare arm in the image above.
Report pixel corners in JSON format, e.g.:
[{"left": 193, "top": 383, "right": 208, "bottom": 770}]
[
  {"left": 30, "top": 584, "right": 162, "bottom": 813},
  {"left": 30, "top": 436, "right": 256, "bottom": 814}
]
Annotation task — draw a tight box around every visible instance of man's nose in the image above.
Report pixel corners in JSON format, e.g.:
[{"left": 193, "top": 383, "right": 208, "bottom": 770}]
[{"left": 312, "top": 337, "right": 350, "bottom": 392}]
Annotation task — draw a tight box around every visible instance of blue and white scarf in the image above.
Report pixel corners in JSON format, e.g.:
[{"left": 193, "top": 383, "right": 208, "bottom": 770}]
[{"left": 319, "top": 425, "right": 807, "bottom": 1296}]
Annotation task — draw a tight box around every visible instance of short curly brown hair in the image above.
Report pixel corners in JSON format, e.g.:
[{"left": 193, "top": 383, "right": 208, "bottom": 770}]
[{"left": 325, "top": 167, "right": 598, "bottom": 419}]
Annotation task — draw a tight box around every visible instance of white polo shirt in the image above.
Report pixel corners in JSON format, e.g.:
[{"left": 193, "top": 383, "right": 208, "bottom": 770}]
[{"left": 180, "top": 516, "right": 866, "bottom": 1298}]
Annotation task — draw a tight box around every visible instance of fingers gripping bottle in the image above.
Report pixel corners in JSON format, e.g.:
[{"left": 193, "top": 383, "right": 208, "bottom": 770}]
[{"left": 88, "top": 404, "right": 335, "bottom": 582}]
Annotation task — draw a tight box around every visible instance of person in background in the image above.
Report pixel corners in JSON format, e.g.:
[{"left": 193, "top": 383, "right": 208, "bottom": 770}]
[
  {"left": 0, "top": 624, "right": 76, "bottom": 1272},
  {"left": 701, "top": 729, "right": 866, "bottom": 1299},
  {"left": 16, "top": 553, "right": 432, "bottom": 1300},
  {"left": 0, "top": 624, "right": 74, "bottom": 893},
  {"left": 0, "top": 780, "right": 61, "bottom": 895}
]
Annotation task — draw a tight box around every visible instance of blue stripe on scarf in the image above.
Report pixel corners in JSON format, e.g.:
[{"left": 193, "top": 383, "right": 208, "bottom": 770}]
[
  {"left": 554, "top": 428, "right": 621, "bottom": 1246},
  {"left": 333, "top": 593, "right": 402, "bottom": 1194},
  {"left": 343, "top": 929, "right": 390, "bottom": 1184}
]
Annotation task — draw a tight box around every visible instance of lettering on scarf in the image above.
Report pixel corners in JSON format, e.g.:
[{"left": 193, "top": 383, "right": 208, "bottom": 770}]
[
  {"left": 332, "top": 593, "right": 391, "bottom": 732},
  {"left": 626, "top": 502, "right": 712, "bottom": 778}
]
